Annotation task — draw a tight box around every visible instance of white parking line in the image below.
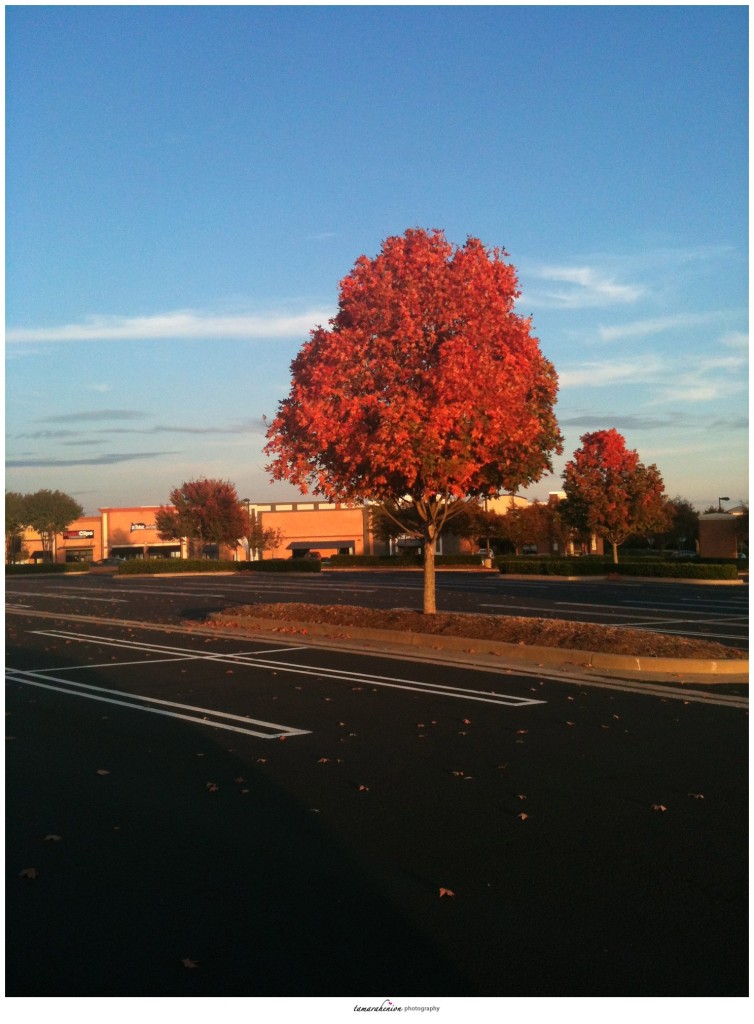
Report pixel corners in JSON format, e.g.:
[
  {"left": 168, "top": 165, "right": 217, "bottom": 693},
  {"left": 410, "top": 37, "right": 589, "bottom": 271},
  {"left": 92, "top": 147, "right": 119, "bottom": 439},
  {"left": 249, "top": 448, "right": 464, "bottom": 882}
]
[
  {"left": 51, "top": 585, "right": 230, "bottom": 599},
  {"left": 558, "top": 599, "right": 747, "bottom": 618},
  {"left": 116, "top": 580, "right": 378, "bottom": 594},
  {"left": 479, "top": 601, "right": 747, "bottom": 645},
  {"left": 5, "top": 590, "right": 128, "bottom": 604},
  {"left": 616, "top": 624, "right": 747, "bottom": 642},
  {"left": 30, "top": 628, "right": 545, "bottom": 708},
  {"left": 5, "top": 666, "right": 310, "bottom": 739}
]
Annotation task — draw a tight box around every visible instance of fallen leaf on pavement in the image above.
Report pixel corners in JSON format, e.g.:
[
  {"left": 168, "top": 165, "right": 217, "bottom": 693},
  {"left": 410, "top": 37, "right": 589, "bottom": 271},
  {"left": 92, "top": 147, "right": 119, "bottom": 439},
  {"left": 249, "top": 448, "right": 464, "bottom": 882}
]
[
  {"left": 439, "top": 888, "right": 455, "bottom": 898},
  {"left": 181, "top": 958, "right": 199, "bottom": 969},
  {"left": 43, "top": 834, "right": 62, "bottom": 842},
  {"left": 19, "top": 868, "right": 38, "bottom": 879},
  {"left": 651, "top": 804, "right": 668, "bottom": 812}
]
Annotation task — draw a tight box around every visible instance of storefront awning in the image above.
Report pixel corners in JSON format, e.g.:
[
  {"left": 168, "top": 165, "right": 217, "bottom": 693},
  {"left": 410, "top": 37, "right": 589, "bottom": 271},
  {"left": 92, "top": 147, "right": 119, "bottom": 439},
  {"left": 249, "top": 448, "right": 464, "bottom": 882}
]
[{"left": 287, "top": 540, "right": 354, "bottom": 550}]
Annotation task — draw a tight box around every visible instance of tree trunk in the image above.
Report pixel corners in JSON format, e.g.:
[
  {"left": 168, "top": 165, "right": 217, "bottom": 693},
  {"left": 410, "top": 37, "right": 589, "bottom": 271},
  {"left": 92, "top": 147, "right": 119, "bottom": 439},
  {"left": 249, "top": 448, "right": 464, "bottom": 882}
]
[
  {"left": 612, "top": 541, "right": 619, "bottom": 565},
  {"left": 422, "top": 528, "right": 437, "bottom": 614}
]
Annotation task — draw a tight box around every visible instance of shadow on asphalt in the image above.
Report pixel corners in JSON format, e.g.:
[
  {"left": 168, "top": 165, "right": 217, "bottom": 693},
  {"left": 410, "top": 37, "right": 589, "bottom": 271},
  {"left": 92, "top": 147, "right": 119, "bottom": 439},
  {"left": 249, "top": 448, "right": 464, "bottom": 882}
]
[
  {"left": 5, "top": 624, "right": 749, "bottom": 998},
  {"left": 5, "top": 639, "right": 474, "bottom": 997}
]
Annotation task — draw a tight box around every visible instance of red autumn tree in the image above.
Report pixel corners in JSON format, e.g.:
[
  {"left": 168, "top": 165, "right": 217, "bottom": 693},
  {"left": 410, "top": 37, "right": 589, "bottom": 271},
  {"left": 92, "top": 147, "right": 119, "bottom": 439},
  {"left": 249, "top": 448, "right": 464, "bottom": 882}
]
[
  {"left": 561, "top": 429, "right": 670, "bottom": 564},
  {"left": 156, "top": 478, "right": 246, "bottom": 558},
  {"left": 265, "top": 228, "right": 562, "bottom": 612}
]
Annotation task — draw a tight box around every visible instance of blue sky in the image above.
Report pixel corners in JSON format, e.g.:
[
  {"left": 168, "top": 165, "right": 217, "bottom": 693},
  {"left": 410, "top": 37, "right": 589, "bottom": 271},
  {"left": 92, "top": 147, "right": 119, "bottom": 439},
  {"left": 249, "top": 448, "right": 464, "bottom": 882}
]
[{"left": 5, "top": 4, "right": 748, "bottom": 516}]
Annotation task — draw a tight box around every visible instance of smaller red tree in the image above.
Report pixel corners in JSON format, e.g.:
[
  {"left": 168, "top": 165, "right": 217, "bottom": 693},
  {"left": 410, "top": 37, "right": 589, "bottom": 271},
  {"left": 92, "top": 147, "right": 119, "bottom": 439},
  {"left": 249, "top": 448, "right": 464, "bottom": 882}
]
[
  {"left": 562, "top": 429, "right": 670, "bottom": 564},
  {"left": 156, "top": 479, "right": 246, "bottom": 558}
]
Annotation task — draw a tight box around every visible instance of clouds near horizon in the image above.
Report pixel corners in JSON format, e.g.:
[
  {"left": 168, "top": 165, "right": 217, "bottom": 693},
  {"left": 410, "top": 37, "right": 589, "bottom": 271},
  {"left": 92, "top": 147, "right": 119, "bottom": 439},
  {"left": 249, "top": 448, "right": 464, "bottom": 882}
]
[{"left": 6, "top": 308, "right": 335, "bottom": 344}]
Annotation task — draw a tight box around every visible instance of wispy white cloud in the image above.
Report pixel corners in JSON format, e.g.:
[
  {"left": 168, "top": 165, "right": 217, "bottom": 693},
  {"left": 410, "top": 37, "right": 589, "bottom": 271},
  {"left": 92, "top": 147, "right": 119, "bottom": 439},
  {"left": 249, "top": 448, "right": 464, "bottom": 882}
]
[
  {"left": 558, "top": 355, "right": 664, "bottom": 389},
  {"left": 559, "top": 338, "right": 747, "bottom": 405},
  {"left": 6, "top": 308, "right": 335, "bottom": 344},
  {"left": 522, "top": 264, "right": 644, "bottom": 309},
  {"left": 720, "top": 330, "right": 748, "bottom": 350},
  {"left": 654, "top": 349, "right": 748, "bottom": 403},
  {"left": 597, "top": 310, "right": 734, "bottom": 342},
  {"left": 520, "top": 244, "right": 744, "bottom": 315}
]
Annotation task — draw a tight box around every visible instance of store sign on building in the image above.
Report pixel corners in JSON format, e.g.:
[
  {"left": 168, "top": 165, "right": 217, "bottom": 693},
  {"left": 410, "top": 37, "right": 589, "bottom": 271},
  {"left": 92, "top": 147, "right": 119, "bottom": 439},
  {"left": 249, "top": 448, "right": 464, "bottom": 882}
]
[
  {"left": 64, "top": 530, "right": 95, "bottom": 539},
  {"left": 130, "top": 523, "right": 157, "bottom": 532}
]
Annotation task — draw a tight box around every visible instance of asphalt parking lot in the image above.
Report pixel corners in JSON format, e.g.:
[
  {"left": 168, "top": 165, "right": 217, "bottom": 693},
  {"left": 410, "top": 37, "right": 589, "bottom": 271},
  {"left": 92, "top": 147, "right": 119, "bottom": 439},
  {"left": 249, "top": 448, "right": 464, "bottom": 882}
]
[
  {"left": 4, "top": 568, "right": 749, "bottom": 648},
  {"left": 5, "top": 588, "right": 749, "bottom": 998}
]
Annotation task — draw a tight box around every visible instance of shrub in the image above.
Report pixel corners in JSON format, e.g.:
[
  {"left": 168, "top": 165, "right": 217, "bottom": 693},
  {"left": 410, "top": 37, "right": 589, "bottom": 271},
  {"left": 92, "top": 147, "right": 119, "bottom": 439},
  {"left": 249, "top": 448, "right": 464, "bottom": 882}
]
[
  {"left": 327, "top": 553, "right": 486, "bottom": 567},
  {"left": 497, "top": 559, "right": 738, "bottom": 580},
  {"left": 233, "top": 558, "right": 322, "bottom": 573},
  {"left": 117, "top": 557, "right": 321, "bottom": 575},
  {"left": 5, "top": 562, "right": 88, "bottom": 574},
  {"left": 436, "top": 554, "right": 490, "bottom": 566},
  {"left": 328, "top": 554, "right": 422, "bottom": 567}
]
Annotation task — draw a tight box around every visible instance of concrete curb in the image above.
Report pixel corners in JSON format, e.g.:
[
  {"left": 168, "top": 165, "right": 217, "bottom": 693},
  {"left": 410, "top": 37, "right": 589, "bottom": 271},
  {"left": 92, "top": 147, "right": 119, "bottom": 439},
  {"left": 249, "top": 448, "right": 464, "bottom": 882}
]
[
  {"left": 207, "top": 614, "right": 748, "bottom": 679},
  {"left": 495, "top": 574, "right": 744, "bottom": 586}
]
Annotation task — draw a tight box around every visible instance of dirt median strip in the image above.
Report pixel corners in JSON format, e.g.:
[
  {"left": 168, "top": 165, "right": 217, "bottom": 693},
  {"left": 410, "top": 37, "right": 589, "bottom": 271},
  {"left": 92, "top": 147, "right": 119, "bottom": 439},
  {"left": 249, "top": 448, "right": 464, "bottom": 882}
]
[{"left": 206, "top": 611, "right": 748, "bottom": 680}]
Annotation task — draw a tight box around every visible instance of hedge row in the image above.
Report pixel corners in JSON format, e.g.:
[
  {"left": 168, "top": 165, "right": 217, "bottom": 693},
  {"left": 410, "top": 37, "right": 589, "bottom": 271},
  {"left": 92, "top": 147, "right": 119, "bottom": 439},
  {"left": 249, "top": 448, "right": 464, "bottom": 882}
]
[
  {"left": 327, "top": 554, "right": 485, "bottom": 567},
  {"left": 497, "top": 559, "right": 738, "bottom": 580},
  {"left": 328, "top": 555, "right": 419, "bottom": 567},
  {"left": 5, "top": 562, "right": 89, "bottom": 575},
  {"left": 117, "top": 557, "right": 321, "bottom": 575}
]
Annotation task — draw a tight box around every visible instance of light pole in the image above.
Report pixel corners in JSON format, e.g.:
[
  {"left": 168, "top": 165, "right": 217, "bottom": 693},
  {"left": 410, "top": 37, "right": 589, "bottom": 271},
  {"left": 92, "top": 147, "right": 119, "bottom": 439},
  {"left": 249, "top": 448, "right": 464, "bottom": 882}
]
[
  {"left": 718, "top": 496, "right": 730, "bottom": 512},
  {"left": 483, "top": 496, "right": 491, "bottom": 559},
  {"left": 242, "top": 498, "right": 251, "bottom": 561}
]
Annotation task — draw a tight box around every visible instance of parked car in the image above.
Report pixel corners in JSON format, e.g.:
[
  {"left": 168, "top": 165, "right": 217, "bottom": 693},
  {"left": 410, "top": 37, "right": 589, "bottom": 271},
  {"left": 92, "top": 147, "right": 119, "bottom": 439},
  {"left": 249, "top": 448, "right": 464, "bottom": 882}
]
[{"left": 89, "top": 557, "right": 125, "bottom": 573}]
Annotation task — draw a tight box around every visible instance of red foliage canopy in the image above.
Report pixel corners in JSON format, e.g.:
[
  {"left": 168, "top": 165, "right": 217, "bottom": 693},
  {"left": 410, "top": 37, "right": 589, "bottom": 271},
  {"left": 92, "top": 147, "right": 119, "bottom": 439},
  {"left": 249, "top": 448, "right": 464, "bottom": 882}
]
[
  {"left": 265, "top": 228, "right": 562, "bottom": 505},
  {"left": 156, "top": 478, "right": 246, "bottom": 553}
]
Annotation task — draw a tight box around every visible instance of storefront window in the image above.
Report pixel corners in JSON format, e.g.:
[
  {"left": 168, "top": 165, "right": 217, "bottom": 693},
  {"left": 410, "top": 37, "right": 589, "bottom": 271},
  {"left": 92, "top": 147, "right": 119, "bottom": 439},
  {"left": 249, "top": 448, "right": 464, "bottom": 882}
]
[{"left": 65, "top": 549, "right": 93, "bottom": 563}]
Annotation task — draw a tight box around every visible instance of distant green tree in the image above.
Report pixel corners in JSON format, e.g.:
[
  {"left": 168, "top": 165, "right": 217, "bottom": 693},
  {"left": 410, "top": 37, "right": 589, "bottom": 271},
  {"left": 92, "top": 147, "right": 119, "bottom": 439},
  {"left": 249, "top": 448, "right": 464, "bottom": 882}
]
[
  {"left": 23, "top": 489, "right": 84, "bottom": 561},
  {"left": 245, "top": 507, "right": 284, "bottom": 560},
  {"left": 5, "top": 491, "right": 28, "bottom": 563},
  {"left": 655, "top": 496, "right": 700, "bottom": 551},
  {"left": 734, "top": 503, "right": 748, "bottom": 556}
]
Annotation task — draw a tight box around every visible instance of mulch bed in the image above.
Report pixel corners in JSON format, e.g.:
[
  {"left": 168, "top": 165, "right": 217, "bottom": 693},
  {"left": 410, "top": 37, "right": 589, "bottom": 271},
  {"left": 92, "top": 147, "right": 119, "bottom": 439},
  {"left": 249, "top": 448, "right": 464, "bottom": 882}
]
[{"left": 211, "top": 602, "right": 744, "bottom": 660}]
